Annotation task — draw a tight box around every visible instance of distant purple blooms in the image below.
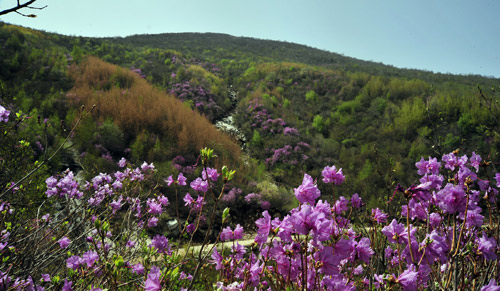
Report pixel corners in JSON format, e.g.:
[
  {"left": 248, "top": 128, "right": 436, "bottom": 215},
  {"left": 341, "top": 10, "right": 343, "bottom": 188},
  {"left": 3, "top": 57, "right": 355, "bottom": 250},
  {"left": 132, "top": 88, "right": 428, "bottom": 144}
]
[{"left": 283, "top": 127, "right": 299, "bottom": 136}]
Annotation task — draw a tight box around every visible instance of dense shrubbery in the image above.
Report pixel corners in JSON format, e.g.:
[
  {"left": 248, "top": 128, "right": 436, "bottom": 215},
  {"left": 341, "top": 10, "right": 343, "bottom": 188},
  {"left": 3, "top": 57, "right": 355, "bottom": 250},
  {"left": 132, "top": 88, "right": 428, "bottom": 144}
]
[{"left": 68, "top": 56, "right": 241, "bottom": 172}]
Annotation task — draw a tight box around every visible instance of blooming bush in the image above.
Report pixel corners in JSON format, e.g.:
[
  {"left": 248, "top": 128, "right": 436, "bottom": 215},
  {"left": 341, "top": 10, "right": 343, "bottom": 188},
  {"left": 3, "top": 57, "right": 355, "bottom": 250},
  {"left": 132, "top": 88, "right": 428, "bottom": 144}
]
[{"left": 2, "top": 105, "right": 500, "bottom": 290}]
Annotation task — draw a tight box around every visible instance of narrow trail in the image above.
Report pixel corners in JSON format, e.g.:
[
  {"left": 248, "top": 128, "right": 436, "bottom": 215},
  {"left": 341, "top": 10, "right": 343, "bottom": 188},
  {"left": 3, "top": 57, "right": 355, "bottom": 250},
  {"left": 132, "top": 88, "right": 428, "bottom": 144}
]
[{"left": 180, "top": 237, "right": 256, "bottom": 256}]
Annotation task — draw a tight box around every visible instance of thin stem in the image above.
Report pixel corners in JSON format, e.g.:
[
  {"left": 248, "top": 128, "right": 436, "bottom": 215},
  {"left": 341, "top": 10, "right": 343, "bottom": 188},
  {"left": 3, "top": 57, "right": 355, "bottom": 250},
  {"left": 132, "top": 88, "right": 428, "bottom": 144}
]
[{"left": 406, "top": 201, "right": 415, "bottom": 264}]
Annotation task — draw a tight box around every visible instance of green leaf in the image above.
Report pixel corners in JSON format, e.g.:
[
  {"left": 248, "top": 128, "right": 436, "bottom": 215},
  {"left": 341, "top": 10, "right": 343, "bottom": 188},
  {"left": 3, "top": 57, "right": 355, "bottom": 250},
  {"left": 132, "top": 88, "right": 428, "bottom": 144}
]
[
  {"left": 113, "top": 255, "right": 124, "bottom": 267},
  {"left": 222, "top": 207, "right": 230, "bottom": 223}
]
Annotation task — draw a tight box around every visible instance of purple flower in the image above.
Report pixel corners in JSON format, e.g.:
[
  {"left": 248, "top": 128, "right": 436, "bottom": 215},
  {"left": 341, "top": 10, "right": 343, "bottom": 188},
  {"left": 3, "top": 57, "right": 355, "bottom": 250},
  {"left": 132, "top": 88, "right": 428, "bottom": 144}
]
[
  {"left": 58, "top": 237, "right": 71, "bottom": 249},
  {"left": 190, "top": 177, "right": 208, "bottom": 192},
  {"left": 283, "top": 127, "right": 299, "bottom": 136},
  {"left": 470, "top": 152, "right": 481, "bottom": 172},
  {"left": 145, "top": 266, "right": 161, "bottom": 291},
  {"left": 415, "top": 157, "right": 440, "bottom": 176},
  {"left": 495, "top": 173, "right": 500, "bottom": 188},
  {"left": 245, "top": 193, "right": 262, "bottom": 203},
  {"left": 110, "top": 196, "right": 123, "bottom": 213},
  {"left": 291, "top": 204, "right": 323, "bottom": 235},
  {"left": 334, "top": 238, "right": 355, "bottom": 262},
  {"left": 334, "top": 196, "right": 349, "bottom": 214},
  {"left": 66, "top": 255, "right": 82, "bottom": 270},
  {"left": 165, "top": 175, "right": 174, "bottom": 186},
  {"left": 194, "top": 195, "right": 205, "bottom": 211},
  {"left": 429, "top": 212, "right": 442, "bottom": 228},
  {"left": 316, "top": 246, "right": 338, "bottom": 275},
  {"left": 260, "top": 200, "right": 271, "bottom": 210},
  {"left": 322, "top": 165, "right": 345, "bottom": 185},
  {"left": 356, "top": 238, "right": 374, "bottom": 263},
  {"left": 231, "top": 243, "right": 246, "bottom": 260},
  {"left": 177, "top": 173, "right": 187, "bottom": 186},
  {"left": 220, "top": 224, "right": 244, "bottom": 241},
  {"left": 372, "top": 208, "right": 388, "bottom": 223},
  {"left": 183, "top": 193, "right": 194, "bottom": 206},
  {"left": 126, "top": 240, "right": 136, "bottom": 248},
  {"left": 0, "top": 105, "right": 9, "bottom": 122},
  {"left": 141, "top": 162, "right": 155, "bottom": 172},
  {"left": 382, "top": 219, "right": 406, "bottom": 244},
  {"left": 211, "top": 248, "right": 223, "bottom": 270},
  {"left": 147, "top": 199, "right": 163, "bottom": 215},
  {"left": 41, "top": 213, "right": 50, "bottom": 222},
  {"left": 419, "top": 174, "right": 444, "bottom": 190},
  {"left": 147, "top": 217, "right": 159, "bottom": 227},
  {"left": 82, "top": 251, "right": 99, "bottom": 268},
  {"left": 150, "top": 235, "right": 171, "bottom": 255},
  {"left": 220, "top": 226, "right": 233, "bottom": 241},
  {"left": 398, "top": 266, "right": 418, "bottom": 291},
  {"left": 62, "top": 279, "right": 73, "bottom": 291},
  {"left": 132, "top": 263, "right": 145, "bottom": 275},
  {"left": 118, "top": 157, "right": 126, "bottom": 168},
  {"left": 351, "top": 193, "right": 362, "bottom": 208},
  {"left": 186, "top": 223, "right": 195, "bottom": 234},
  {"left": 478, "top": 234, "right": 498, "bottom": 260},
  {"left": 424, "top": 230, "right": 449, "bottom": 263},
  {"left": 158, "top": 195, "right": 169, "bottom": 206},
  {"left": 255, "top": 211, "right": 271, "bottom": 244},
  {"left": 202, "top": 167, "right": 220, "bottom": 182},
  {"left": 482, "top": 279, "right": 500, "bottom": 291},
  {"left": 41, "top": 274, "right": 50, "bottom": 282},
  {"left": 294, "top": 173, "right": 321, "bottom": 205}
]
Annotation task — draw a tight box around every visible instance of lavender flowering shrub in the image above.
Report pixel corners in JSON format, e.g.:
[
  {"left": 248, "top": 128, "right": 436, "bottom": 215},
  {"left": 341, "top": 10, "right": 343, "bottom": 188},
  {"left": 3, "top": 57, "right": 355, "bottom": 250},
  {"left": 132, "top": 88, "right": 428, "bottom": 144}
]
[{"left": 1, "top": 109, "right": 500, "bottom": 291}]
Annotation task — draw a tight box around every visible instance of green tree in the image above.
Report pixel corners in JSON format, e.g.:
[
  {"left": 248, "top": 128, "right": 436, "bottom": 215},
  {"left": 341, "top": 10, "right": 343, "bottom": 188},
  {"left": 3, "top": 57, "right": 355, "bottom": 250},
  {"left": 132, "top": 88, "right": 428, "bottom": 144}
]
[
  {"left": 312, "top": 115, "right": 324, "bottom": 133},
  {"left": 305, "top": 90, "right": 317, "bottom": 102}
]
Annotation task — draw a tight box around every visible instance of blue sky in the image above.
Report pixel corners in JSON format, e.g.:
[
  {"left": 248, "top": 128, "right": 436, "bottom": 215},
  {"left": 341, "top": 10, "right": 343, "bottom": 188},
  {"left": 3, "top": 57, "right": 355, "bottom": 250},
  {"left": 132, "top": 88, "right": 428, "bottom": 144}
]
[{"left": 1, "top": 0, "right": 500, "bottom": 77}]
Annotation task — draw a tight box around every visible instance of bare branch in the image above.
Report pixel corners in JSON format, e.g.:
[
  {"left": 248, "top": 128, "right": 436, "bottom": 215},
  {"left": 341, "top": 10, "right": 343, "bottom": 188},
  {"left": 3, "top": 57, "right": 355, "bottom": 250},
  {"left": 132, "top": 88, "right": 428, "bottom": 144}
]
[{"left": 0, "top": 0, "right": 47, "bottom": 17}]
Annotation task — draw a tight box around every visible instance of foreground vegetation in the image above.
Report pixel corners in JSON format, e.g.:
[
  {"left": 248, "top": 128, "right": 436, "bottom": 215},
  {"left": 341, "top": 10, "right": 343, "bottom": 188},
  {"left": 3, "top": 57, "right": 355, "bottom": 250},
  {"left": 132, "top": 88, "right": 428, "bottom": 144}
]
[{"left": 2, "top": 107, "right": 500, "bottom": 289}]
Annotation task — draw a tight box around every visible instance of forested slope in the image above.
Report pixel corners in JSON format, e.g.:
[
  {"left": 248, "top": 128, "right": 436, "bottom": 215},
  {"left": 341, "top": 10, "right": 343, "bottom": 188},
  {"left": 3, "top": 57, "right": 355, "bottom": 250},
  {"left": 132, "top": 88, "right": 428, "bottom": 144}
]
[{"left": 1, "top": 22, "right": 499, "bottom": 210}]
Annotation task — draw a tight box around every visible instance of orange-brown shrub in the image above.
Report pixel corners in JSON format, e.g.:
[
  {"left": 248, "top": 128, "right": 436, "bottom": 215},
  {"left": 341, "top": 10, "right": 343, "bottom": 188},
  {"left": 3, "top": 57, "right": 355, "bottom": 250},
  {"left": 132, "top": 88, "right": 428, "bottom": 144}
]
[{"left": 68, "top": 56, "right": 240, "bottom": 167}]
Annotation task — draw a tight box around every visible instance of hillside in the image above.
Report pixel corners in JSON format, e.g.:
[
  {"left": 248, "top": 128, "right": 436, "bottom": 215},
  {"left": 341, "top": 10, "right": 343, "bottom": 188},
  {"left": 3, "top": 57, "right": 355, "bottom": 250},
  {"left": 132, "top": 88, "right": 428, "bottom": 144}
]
[
  {"left": 110, "top": 32, "right": 500, "bottom": 86},
  {"left": 1, "top": 22, "right": 500, "bottom": 210}
]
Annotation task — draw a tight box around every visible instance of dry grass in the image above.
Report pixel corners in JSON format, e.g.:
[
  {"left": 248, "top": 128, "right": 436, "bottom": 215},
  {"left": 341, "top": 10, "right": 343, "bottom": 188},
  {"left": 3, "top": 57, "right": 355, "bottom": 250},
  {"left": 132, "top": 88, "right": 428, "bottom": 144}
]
[{"left": 68, "top": 56, "right": 241, "bottom": 166}]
